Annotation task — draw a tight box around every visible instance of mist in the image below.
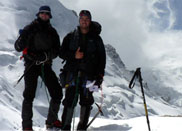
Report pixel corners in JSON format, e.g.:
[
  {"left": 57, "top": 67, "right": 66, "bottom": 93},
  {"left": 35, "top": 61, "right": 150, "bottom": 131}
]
[{"left": 59, "top": 0, "right": 182, "bottom": 70}]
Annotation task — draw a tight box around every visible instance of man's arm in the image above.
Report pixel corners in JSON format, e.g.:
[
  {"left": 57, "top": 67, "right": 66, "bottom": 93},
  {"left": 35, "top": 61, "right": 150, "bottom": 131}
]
[
  {"left": 14, "top": 28, "right": 29, "bottom": 52},
  {"left": 97, "top": 36, "right": 106, "bottom": 76},
  {"left": 94, "top": 36, "right": 106, "bottom": 87},
  {"left": 48, "top": 29, "right": 61, "bottom": 59},
  {"left": 14, "top": 23, "right": 34, "bottom": 52},
  {"left": 59, "top": 33, "right": 76, "bottom": 61}
]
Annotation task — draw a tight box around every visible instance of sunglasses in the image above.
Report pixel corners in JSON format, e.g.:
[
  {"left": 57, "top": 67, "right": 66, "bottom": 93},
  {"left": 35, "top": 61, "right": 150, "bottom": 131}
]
[{"left": 40, "top": 12, "right": 50, "bottom": 15}]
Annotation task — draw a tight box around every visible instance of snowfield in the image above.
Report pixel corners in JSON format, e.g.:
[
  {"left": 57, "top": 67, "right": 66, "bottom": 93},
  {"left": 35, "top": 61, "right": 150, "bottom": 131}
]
[
  {"left": 14, "top": 116, "right": 182, "bottom": 131},
  {"left": 0, "top": 0, "right": 182, "bottom": 130}
]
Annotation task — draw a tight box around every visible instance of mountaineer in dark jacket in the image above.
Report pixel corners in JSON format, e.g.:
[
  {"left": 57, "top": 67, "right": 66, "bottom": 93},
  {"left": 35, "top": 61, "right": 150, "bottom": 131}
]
[
  {"left": 14, "top": 6, "right": 62, "bottom": 131},
  {"left": 59, "top": 10, "right": 106, "bottom": 130}
]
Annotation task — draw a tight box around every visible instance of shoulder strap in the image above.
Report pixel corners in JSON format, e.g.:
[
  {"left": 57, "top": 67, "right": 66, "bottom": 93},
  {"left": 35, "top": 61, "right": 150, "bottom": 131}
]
[
  {"left": 72, "top": 28, "right": 79, "bottom": 42},
  {"left": 69, "top": 28, "right": 80, "bottom": 50}
]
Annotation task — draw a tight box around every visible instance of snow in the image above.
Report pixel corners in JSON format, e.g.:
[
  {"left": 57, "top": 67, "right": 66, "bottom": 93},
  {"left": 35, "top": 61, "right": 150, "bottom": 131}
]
[
  {"left": 0, "top": 0, "right": 182, "bottom": 130},
  {"left": 16, "top": 116, "right": 182, "bottom": 131},
  {"left": 90, "top": 117, "right": 182, "bottom": 131}
]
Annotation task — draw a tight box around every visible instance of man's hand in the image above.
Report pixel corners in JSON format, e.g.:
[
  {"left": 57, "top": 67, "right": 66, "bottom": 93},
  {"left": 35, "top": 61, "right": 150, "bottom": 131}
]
[
  {"left": 75, "top": 47, "right": 84, "bottom": 59},
  {"left": 94, "top": 74, "right": 104, "bottom": 88}
]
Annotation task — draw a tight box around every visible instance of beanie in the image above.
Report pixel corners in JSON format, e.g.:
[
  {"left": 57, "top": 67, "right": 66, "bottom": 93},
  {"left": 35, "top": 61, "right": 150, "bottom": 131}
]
[{"left": 36, "top": 5, "right": 52, "bottom": 18}]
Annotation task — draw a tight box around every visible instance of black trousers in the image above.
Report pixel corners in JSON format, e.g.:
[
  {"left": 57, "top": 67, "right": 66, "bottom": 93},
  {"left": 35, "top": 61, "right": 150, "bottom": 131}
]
[
  {"left": 22, "top": 63, "right": 62, "bottom": 129},
  {"left": 62, "top": 85, "right": 94, "bottom": 107},
  {"left": 62, "top": 75, "right": 94, "bottom": 130}
]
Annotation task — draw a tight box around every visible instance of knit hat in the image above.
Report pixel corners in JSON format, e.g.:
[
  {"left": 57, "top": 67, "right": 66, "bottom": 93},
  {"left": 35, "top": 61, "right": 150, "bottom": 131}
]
[
  {"left": 79, "top": 10, "right": 92, "bottom": 20},
  {"left": 36, "top": 5, "right": 52, "bottom": 18}
]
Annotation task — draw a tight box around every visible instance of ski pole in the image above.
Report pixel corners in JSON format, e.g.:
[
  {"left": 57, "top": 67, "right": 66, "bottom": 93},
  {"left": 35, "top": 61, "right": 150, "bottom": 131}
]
[
  {"left": 137, "top": 68, "right": 151, "bottom": 131},
  {"left": 129, "top": 68, "right": 151, "bottom": 131},
  {"left": 41, "top": 64, "right": 59, "bottom": 122},
  {"left": 14, "top": 61, "right": 35, "bottom": 87},
  {"left": 72, "top": 71, "right": 81, "bottom": 131}
]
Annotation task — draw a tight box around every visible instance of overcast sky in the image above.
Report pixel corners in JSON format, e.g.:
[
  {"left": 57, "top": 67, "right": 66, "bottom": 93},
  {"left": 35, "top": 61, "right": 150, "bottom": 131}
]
[{"left": 59, "top": 0, "right": 182, "bottom": 70}]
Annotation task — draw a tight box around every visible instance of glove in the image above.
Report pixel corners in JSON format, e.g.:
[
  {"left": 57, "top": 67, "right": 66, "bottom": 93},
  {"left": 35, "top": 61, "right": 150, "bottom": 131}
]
[{"left": 94, "top": 74, "right": 104, "bottom": 88}]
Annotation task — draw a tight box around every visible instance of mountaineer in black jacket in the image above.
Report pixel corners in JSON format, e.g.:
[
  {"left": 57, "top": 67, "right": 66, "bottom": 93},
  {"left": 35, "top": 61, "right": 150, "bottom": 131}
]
[
  {"left": 59, "top": 10, "right": 106, "bottom": 130},
  {"left": 14, "top": 6, "right": 62, "bottom": 131}
]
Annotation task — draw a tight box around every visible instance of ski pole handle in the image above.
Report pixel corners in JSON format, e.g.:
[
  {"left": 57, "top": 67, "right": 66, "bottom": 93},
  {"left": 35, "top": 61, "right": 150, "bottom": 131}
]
[{"left": 129, "top": 68, "right": 141, "bottom": 89}]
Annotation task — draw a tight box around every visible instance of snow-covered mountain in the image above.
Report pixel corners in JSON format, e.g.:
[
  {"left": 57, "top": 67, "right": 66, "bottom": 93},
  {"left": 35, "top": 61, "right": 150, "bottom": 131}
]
[{"left": 0, "top": 0, "right": 182, "bottom": 130}]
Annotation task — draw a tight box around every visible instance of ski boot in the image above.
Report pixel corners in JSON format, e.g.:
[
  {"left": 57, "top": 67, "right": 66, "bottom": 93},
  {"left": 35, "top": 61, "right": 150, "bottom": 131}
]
[
  {"left": 23, "top": 127, "right": 33, "bottom": 131},
  {"left": 46, "top": 120, "right": 62, "bottom": 130}
]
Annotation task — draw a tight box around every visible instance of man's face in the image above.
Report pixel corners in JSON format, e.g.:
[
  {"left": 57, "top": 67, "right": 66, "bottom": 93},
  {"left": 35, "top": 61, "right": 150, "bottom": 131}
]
[
  {"left": 79, "top": 15, "right": 91, "bottom": 29},
  {"left": 39, "top": 12, "right": 50, "bottom": 21}
]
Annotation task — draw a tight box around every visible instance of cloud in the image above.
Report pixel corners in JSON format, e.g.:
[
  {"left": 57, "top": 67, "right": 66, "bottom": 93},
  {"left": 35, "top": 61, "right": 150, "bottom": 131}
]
[
  {"left": 59, "top": 0, "right": 149, "bottom": 68},
  {"left": 59, "top": 0, "right": 182, "bottom": 70},
  {"left": 168, "top": 0, "right": 182, "bottom": 30}
]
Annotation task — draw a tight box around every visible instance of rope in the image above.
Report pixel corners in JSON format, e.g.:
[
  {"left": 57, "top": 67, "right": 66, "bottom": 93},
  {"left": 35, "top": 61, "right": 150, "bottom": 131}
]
[
  {"left": 36, "top": 52, "right": 48, "bottom": 65},
  {"left": 100, "top": 85, "right": 104, "bottom": 107},
  {"left": 15, "top": 52, "right": 48, "bottom": 88}
]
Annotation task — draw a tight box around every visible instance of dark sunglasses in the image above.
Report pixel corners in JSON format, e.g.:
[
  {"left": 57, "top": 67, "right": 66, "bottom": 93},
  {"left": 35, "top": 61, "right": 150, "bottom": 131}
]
[{"left": 40, "top": 12, "right": 50, "bottom": 15}]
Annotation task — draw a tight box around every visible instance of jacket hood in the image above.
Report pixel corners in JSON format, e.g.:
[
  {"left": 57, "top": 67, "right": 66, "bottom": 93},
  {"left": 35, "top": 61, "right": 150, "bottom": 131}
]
[
  {"left": 77, "top": 21, "right": 102, "bottom": 35},
  {"left": 90, "top": 21, "right": 102, "bottom": 35}
]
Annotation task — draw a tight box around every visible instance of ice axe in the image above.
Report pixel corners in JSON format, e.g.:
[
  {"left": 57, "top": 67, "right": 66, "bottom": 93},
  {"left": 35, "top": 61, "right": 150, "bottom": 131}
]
[
  {"left": 86, "top": 103, "right": 104, "bottom": 129},
  {"left": 14, "top": 61, "right": 35, "bottom": 88},
  {"left": 129, "top": 67, "right": 151, "bottom": 131}
]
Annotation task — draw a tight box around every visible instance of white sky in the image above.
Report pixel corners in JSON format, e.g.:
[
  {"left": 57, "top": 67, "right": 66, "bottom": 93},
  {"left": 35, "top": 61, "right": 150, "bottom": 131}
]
[{"left": 59, "top": 0, "right": 182, "bottom": 70}]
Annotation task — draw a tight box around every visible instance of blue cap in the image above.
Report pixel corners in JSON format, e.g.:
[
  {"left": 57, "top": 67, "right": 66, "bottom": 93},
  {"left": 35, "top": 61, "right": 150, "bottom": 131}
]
[{"left": 36, "top": 5, "right": 52, "bottom": 18}]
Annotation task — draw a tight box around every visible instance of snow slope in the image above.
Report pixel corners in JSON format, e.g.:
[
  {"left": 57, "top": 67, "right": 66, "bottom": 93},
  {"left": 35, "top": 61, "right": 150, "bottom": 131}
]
[{"left": 0, "top": 0, "right": 182, "bottom": 130}]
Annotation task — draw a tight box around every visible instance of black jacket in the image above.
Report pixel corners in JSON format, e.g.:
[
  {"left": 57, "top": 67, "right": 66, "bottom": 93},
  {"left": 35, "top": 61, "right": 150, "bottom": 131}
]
[
  {"left": 14, "top": 18, "right": 60, "bottom": 64},
  {"left": 59, "top": 22, "right": 106, "bottom": 79}
]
